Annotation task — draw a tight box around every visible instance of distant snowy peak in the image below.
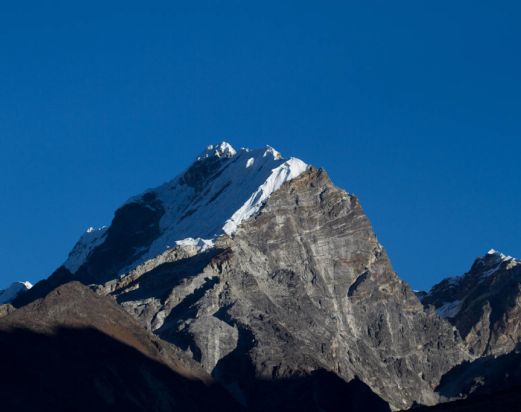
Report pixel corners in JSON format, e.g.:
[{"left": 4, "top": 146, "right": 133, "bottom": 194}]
[
  {"left": 420, "top": 248, "right": 520, "bottom": 320},
  {"left": 63, "top": 142, "right": 309, "bottom": 276},
  {"left": 0, "top": 281, "right": 33, "bottom": 304},
  {"left": 471, "top": 248, "right": 520, "bottom": 277},
  {"left": 425, "top": 249, "right": 519, "bottom": 296},
  {"left": 419, "top": 249, "right": 521, "bottom": 356}
]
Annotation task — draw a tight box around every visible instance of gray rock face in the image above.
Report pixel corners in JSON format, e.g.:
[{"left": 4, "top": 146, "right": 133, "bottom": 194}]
[
  {"left": 9, "top": 143, "right": 521, "bottom": 410},
  {"left": 421, "top": 250, "right": 521, "bottom": 357},
  {"left": 435, "top": 343, "right": 521, "bottom": 403},
  {"left": 0, "top": 281, "right": 242, "bottom": 412},
  {"left": 98, "top": 168, "right": 467, "bottom": 410}
]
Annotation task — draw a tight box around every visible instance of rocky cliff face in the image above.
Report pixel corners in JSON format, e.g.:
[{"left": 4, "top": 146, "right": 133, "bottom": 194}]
[
  {"left": 0, "top": 281, "right": 240, "bottom": 411},
  {"left": 420, "top": 249, "right": 521, "bottom": 357},
  {"left": 8, "top": 143, "right": 520, "bottom": 411},
  {"left": 93, "top": 167, "right": 467, "bottom": 410}
]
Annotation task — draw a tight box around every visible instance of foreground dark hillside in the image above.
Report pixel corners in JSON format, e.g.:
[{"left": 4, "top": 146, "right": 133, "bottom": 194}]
[
  {"left": 0, "top": 282, "right": 239, "bottom": 412},
  {"left": 0, "top": 281, "right": 390, "bottom": 412}
]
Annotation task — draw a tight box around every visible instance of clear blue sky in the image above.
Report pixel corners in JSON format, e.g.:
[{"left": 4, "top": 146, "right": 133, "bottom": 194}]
[{"left": 1, "top": 1, "right": 519, "bottom": 291}]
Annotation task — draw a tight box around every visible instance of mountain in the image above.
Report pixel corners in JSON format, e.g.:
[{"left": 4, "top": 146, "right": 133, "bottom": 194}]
[
  {"left": 63, "top": 142, "right": 308, "bottom": 281},
  {"left": 419, "top": 249, "right": 521, "bottom": 357},
  {"left": 0, "top": 281, "right": 240, "bottom": 411},
  {"left": 6, "top": 142, "right": 520, "bottom": 411},
  {"left": 14, "top": 143, "right": 467, "bottom": 409},
  {"left": 0, "top": 281, "right": 32, "bottom": 304},
  {"left": 415, "top": 249, "right": 521, "bottom": 406}
]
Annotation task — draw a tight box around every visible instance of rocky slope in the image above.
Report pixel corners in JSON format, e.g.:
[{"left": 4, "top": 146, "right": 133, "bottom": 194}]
[
  {"left": 0, "top": 281, "right": 240, "bottom": 411},
  {"left": 415, "top": 250, "right": 521, "bottom": 408},
  {"left": 75, "top": 158, "right": 467, "bottom": 409},
  {"left": 8, "top": 142, "right": 519, "bottom": 411},
  {"left": 420, "top": 249, "right": 521, "bottom": 357}
]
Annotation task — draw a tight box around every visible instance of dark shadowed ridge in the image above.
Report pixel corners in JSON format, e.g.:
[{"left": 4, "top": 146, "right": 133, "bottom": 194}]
[
  {"left": 408, "top": 386, "right": 521, "bottom": 412},
  {"left": 0, "top": 281, "right": 241, "bottom": 412},
  {"left": 0, "top": 327, "right": 239, "bottom": 412},
  {"left": 2, "top": 281, "right": 391, "bottom": 411}
]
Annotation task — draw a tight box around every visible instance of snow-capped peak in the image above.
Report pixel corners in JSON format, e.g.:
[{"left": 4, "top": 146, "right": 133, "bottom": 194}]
[
  {"left": 63, "top": 142, "right": 309, "bottom": 276},
  {"left": 0, "top": 281, "right": 33, "bottom": 304},
  {"left": 144, "top": 143, "right": 308, "bottom": 258},
  {"left": 197, "top": 141, "right": 237, "bottom": 160},
  {"left": 486, "top": 248, "right": 514, "bottom": 262},
  {"left": 479, "top": 248, "right": 519, "bottom": 277}
]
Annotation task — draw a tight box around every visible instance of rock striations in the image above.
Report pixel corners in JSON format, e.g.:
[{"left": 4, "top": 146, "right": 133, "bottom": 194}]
[
  {"left": 417, "top": 249, "right": 521, "bottom": 408},
  {"left": 4, "top": 142, "right": 520, "bottom": 411},
  {"left": 420, "top": 249, "right": 521, "bottom": 357},
  {"left": 0, "top": 281, "right": 240, "bottom": 411}
]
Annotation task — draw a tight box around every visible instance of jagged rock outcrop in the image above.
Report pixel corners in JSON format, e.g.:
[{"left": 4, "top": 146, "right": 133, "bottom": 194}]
[
  {"left": 12, "top": 143, "right": 500, "bottom": 410},
  {"left": 94, "top": 167, "right": 467, "bottom": 410},
  {"left": 434, "top": 343, "right": 521, "bottom": 402},
  {"left": 420, "top": 249, "right": 521, "bottom": 357},
  {"left": 0, "top": 303, "right": 15, "bottom": 318},
  {"left": 411, "top": 344, "right": 521, "bottom": 411},
  {"left": 14, "top": 144, "right": 308, "bottom": 307}
]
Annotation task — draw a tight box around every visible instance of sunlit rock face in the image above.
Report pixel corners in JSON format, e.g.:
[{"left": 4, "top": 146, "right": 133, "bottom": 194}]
[
  {"left": 96, "top": 167, "right": 467, "bottom": 410},
  {"left": 20, "top": 142, "right": 521, "bottom": 410}
]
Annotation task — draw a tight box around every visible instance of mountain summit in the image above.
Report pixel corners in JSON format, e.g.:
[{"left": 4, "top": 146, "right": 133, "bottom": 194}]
[
  {"left": 420, "top": 248, "right": 521, "bottom": 357},
  {"left": 64, "top": 142, "right": 308, "bottom": 280},
  {"left": 4, "top": 143, "right": 521, "bottom": 411}
]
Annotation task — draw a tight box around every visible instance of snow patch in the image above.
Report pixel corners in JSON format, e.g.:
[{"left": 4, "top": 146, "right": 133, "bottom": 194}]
[
  {"left": 480, "top": 249, "right": 517, "bottom": 278},
  {"left": 64, "top": 226, "right": 108, "bottom": 273},
  {"left": 63, "top": 143, "right": 308, "bottom": 275},
  {"left": 436, "top": 300, "right": 463, "bottom": 318},
  {"left": 197, "top": 141, "right": 237, "bottom": 160},
  {"left": 0, "top": 281, "right": 33, "bottom": 304},
  {"left": 223, "top": 157, "right": 308, "bottom": 235},
  {"left": 263, "top": 146, "right": 282, "bottom": 160},
  {"left": 175, "top": 237, "right": 214, "bottom": 253},
  {"left": 141, "top": 145, "right": 308, "bottom": 262},
  {"left": 487, "top": 249, "right": 514, "bottom": 262}
]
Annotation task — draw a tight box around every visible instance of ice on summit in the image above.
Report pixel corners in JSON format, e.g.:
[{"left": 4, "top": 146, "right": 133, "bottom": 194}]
[
  {"left": 486, "top": 248, "right": 515, "bottom": 263},
  {"left": 143, "top": 142, "right": 309, "bottom": 261},
  {"left": 63, "top": 142, "right": 309, "bottom": 275},
  {"left": 223, "top": 157, "right": 308, "bottom": 235},
  {"left": 197, "top": 142, "right": 237, "bottom": 160}
]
